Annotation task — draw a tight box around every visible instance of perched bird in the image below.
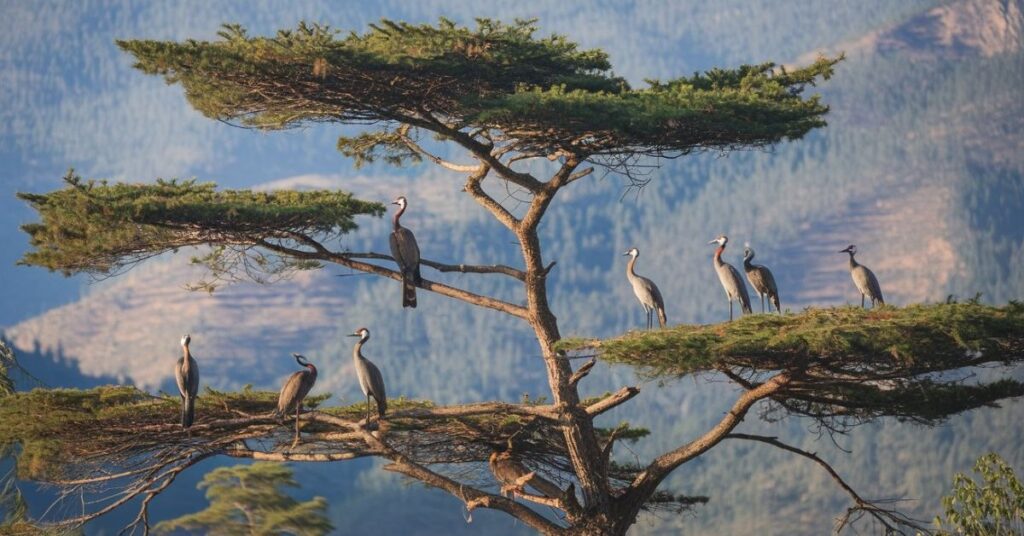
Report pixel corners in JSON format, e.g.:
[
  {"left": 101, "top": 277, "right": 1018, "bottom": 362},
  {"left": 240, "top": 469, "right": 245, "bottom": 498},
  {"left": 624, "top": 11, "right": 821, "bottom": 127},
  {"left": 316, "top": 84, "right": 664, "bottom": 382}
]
[
  {"left": 839, "top": 245, "right": 884, "bottom": 308},
  {"left": 174, "top": 334, "right": 200, "bottom": 429},
  {"left": 276, "top": 353, "right": 318, "bottom": 443},
  {"left": 623, "top": 248, "right": 667, "bottom": 329},
  {"left": 348, "top": 327, "right": 387, "bottom": 425},
  {"left": 489, "top": 446, "right": 563, "bottom": 499},
  {"left": 709, "top": 235, "right": 752, "bottom": 321},
  {"left": 743, "top": 245, "right": 781, "bottom": 314},
  {"left": 389, "top": 196, "right": 421, "bottom": 308}
]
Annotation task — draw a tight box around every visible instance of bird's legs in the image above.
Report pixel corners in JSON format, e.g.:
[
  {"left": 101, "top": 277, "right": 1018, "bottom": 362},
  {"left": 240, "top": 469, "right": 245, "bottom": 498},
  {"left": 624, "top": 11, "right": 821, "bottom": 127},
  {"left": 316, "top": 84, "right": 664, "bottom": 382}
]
[
  {"left": 365, "top": 394, "right": 371, "bottom": 428},
  {"left": 761, "top": 294, "right": 766, "bottom": 314},
  {"left": 729, "top": 299, "right": 734, "bottom": 322},
  {"left": 292, "top": 403, "right": 301, "bottom": 447},
  {"left": 861, "top": 294, "right": 866, "bottom": 308}
]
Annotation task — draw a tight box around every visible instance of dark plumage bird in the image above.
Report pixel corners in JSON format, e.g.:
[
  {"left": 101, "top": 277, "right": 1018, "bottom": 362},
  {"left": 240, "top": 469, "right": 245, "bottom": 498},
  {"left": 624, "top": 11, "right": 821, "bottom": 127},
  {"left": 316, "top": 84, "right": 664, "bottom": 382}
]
[
  {"left": 174, "top": 334, "right": 199, "bottom": 429},
  {"left": 276, "top": 353, "right": 318, "bottom": 443},
  {"left": 623, "top": 247, "right": 667, "bottom": 329},
  {"left": 709, "top": 235, "right": 752, "bottom": 321},
  {"left": 489, "top": 447, "right": 563, "bottom": 499},
  {"left": 743, "top": 245, "right": 781, "bottom": 314},
  {"left": 839, "top": 245, "right": 884, "bottom": 308},
  {"left": 348, "top": 327, "right": 387, "bottom": 425},
  {"left": 389, "top": 196, "right": 421, "bottom": 308}
]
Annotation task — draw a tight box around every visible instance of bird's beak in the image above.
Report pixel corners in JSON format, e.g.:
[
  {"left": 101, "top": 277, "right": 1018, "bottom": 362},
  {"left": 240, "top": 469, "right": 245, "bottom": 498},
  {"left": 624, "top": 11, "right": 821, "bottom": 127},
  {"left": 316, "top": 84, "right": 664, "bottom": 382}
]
[
  {"left": 622, "top": 251, "right": 630, "bottom": 256},
  {"left": 347, "top": 333, "right": 359, "bottom": 337},
  {"left": 708, "top": 239, "right": 718, "bottom": 245},
  {"left": 838, "top": 248, "right": 848, "bottom": 253},
  {"left": 391, "top": 201, "right": 400, "bottom": 205}
]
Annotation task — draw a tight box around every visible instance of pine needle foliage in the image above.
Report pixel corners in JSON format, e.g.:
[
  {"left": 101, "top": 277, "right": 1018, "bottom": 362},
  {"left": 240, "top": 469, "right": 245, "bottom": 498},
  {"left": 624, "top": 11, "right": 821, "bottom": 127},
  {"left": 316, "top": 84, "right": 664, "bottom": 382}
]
[
  {"left": 561, "top": 303, "right": 1024, "bottom": 425},
  {"left": 17, "top": 170, "right": 384, "bottom": 281},
  {"left": 116, "top": 19, "right": 839, "bottom": 160},
  {"left": 153, "top": 463, "right": 332, "bottom": 536}
]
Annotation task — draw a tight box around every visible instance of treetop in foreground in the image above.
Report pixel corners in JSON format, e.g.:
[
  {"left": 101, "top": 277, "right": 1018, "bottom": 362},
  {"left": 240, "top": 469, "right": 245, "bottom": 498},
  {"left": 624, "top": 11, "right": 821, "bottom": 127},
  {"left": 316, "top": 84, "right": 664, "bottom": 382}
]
[
  {"left": 117, "top": 19, "right": 840, "bottom": 160},
  {"left": 562, "top": 303, "right": 1024, "bottom": 426},
  {"left": 17, "top": 170, "right": 384, "bottom": 282}
]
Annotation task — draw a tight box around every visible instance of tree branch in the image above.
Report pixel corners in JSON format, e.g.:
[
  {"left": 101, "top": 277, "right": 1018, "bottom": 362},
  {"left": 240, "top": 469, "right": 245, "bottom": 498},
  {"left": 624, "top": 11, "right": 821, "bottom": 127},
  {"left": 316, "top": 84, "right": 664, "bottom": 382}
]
[
  {"left": 257, "top": 235, "right": 529, "bottom": 320},
  {"left": 585, "top": 386, "right": 640, "bottom": 417},
  {"left": 396, "top": 125, "right": 485, "bottom": 173},
  {"left": 725, "top": 433, "right": 930, "bottom": 534},
  {"left": 340, "top": 251, "right": 526, "bottom": 281},
  {"left": 622, "top": 372, "right": 792, "bottom": 509}
]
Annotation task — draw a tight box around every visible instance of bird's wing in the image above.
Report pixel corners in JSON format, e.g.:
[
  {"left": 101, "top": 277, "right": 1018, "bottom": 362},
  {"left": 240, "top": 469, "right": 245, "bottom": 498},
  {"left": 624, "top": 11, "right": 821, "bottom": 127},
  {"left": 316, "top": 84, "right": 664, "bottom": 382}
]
[
  {"left": 762, "top": 267, "right": 779, "bottom": 297},
  {"left": 187, "top": 357, "right": 200, "bottom": 397},
  {"left": 277, "top": 371, "right": 305, "bottom": 413},
  {"left": 865, "top": 268, "right": 884, "bottom": 301},
  {"left": 365, "top": 360, "right": 387, "bottom": 402},
  {"left": 746, "top": 266, "right": 767, "bottom": 293},
  {"left": 389, "top": 232, "right": 407, "bottom": 271},
  {"left": 398, "top": 228, "right": 420, "bottom": 267},
  {"left": 174, "top": 357, "right": 187, "bottom": 397},
  {"left": 647, "top": 279, "right": 666, "bottom": 312}
]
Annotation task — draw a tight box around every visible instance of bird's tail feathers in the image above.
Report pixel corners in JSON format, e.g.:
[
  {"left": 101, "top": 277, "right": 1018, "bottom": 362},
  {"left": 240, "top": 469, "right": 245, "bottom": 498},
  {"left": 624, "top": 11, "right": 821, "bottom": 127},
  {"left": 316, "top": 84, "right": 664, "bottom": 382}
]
[
  {"left": 402, "top": 276, "right": 417, "bottom": 308},
  {"left": 741, "top": 296, "right": 752, "bottom": 315},
  {"left": 657, "top": 307, "right": 667, "bottom": 328},
  {"left": 412, "top": 265, "right": 422, "bottom": 285},
  {"left": 182, "top": 396, "right": 196, "bottom": 428},
  {"left": 376, "top": 396, "right": 387, "bottom": 418},
  {"left": 772, "top": 294, "right": 781, "bottom": 313}
]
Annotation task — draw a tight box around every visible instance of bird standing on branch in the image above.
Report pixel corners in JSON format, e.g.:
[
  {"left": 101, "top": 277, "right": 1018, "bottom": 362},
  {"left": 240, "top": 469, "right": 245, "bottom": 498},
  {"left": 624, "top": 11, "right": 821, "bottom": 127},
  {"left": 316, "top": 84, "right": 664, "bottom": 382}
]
[
  {"left": 174, "top": 334, "right": 199, "bottom": 429},
  {"left": 389, "top": 196, "right": 421, "bottom": 308},
  {"left": 276, "top": 353, "right": 318, "bottom": 445},
  {"left": 743, "top": 244, "right": 781, "bottom": 314},
  {"left": 623, "top": 247, "right": 667, "bottom": 329},
  {"left": 489, "top": 446, "right": 564, "bottom": 499},
  {"left": 840, "top": 244, "right": 885, "bottom": 308},
  {"left": 709, "top": 235, "right": 752, "bottom": 321},
  {"left": 348, "top": 327, "right": 387, "bottom": 426}
]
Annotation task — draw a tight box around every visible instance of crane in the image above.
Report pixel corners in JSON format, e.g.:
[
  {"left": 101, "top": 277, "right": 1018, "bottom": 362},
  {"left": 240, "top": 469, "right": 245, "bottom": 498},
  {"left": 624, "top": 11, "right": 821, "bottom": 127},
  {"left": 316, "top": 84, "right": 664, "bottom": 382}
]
[
  {"left": 174, "top": 334, "right": 199, "bottom": 429},
  {"left": 489, "top": 443, "right": 564, "bottom": 499},
  {"left": 275, "top": 353, "right": 318, "bottom": 444},
  {"left": 390, "top": 196, "right": 421, "bottom": 308},
  {"left": 709, "top": 235, "right": 752, "bottom": 321},
  {"left": 623, "top": 248, "right": 667, "bottom": 329},
  {"left": 742, "top": 245, "right": 781, "bottom": 314},
  {"left": 839, "top": 245, "right": 885, "bottom": 308},
  {"left": 348, "top": 327, "right": 387, "bottom": 426}
]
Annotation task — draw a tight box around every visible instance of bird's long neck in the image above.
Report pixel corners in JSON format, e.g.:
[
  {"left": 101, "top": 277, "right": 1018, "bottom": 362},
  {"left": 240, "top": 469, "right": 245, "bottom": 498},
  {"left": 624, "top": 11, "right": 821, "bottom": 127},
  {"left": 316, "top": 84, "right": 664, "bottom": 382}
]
[
  {"left": 305, "top": 363, "right": 317, "bottom": 378},
  {"left": 743, "top": 251, "right": 753, "bottom": 269},
  {"left": 626, "top": 255, "right": 639, "bottom": 279},
  {"left": 353, "top": 337, "right": 368, "bottom": 365},
  {"left": 847, "top": 251, "right": 858, "bottom": 269},
  {"left": 392, "top": 205, "right": 405, "bottom": 231},
  {"left": 181, "top": 345, "right": 191, "bottom": 372},
  {"left": 714, "top": 246, "right": 725, "bottom": 267}
]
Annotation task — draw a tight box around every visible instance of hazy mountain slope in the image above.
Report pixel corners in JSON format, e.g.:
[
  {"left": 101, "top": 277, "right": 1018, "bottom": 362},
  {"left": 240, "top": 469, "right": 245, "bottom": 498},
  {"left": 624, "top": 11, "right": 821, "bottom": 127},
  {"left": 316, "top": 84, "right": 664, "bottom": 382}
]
[{"left": 3, "top": 1, "right": 1023, "bottom": 535}]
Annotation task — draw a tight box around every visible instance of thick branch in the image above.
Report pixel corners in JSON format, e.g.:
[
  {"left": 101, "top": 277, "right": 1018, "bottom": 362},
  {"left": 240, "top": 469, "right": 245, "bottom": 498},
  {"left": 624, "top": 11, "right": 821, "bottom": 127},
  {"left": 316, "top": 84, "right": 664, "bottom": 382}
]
[
  {"left": 622, "top": 372, "right": 791, "bottom": 508},
  {"left": 585, "top": 387, "right": 640, "bottom": 417},
  {"left": 725, "top": 433, "right": 929, "bottom": 534}
]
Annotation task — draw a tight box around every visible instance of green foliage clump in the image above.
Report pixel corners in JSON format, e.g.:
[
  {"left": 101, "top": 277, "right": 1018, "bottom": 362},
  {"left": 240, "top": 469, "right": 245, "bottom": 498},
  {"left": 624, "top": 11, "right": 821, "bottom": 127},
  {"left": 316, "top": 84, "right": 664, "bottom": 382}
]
[
  {"left": 116, "top": 19, "right": 837, "bottom": 160},
  {"left": 154, "top": 462, "right": 332, "bottom": 536},
  {"left": 562, "top": 303, "right": 1024, "bottom": 424},
  {"left": 17, "top": 170, "right": 384, "bottom": 280},
  {"left": 563, "top": 303, "right": 1024, "bottom": 377},
  {"left": 936, "top": 453, "right": 1024, "bottom": 535}
]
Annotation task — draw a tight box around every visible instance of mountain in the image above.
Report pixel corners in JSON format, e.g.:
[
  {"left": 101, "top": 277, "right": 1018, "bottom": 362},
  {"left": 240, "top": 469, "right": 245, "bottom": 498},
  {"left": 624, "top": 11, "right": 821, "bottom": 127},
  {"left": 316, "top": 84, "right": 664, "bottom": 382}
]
[{"left": 2, "top": 1, "right": 1023, "bottom": 534}]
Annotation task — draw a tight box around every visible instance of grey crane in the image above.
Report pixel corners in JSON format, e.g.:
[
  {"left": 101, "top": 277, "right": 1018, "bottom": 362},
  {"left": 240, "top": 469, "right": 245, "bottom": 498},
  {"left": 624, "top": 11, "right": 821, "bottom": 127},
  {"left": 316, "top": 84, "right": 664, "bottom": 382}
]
[
  {"left": 347, "top": 327, "right": 387, "bottom": 426},
  {"left": 174, "top": 334, "right": 199, "bottom": 429},
  {"left": 489, "top": 445, "right": 563, "bottom": 499},
  {"left": 709, "top": 235, "right": 752, "bottom": 321},
  {"left": 276, "top": 353, "right": 318, "bottom": 444},
  {"left": 839, "top": 244, "right": 885, "bottom": 308},
  {"left": 742, "top": 245, "right": 781, "bottom": 314},
  {"left": 623, "top": 247, "right": 667, "bottom": 329},
  {"left": 390, "top": 196, "right": 421, "bottom": 308}
]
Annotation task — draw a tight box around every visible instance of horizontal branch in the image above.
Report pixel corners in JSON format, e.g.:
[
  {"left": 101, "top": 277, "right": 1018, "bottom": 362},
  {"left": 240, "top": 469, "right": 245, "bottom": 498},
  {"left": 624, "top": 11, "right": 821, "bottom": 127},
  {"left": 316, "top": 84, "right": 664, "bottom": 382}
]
[
  {"left": 261, "top": 235, "right": 529, "bottom": 320},
  {"left": 341, "top": 251, "right": 526, "bottom": 281}
]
